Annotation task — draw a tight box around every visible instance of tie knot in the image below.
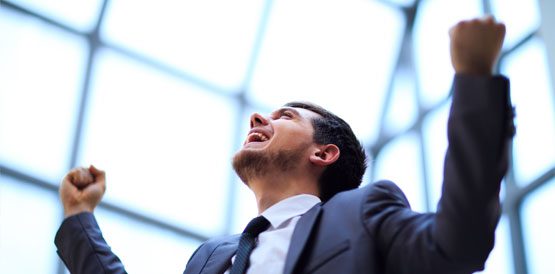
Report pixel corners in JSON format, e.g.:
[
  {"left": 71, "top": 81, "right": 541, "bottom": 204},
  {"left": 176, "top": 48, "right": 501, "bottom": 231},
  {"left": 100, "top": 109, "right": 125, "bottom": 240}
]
[{"left": 243, "top": 216, "right": 270, "bottom": 237}]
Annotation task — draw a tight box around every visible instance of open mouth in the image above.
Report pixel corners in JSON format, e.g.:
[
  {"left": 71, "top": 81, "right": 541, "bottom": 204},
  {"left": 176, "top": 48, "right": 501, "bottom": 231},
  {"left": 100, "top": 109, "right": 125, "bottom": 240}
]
[{"left": 244, "top": 130, "right": 271, "bottom": 146}]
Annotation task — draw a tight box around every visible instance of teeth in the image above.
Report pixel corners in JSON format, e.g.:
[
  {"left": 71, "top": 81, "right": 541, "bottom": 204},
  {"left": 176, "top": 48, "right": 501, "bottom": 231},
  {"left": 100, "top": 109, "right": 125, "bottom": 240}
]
[
  {"left": 248, "top": 132, "right": 269, "bottom": 142},
  {"left": 258, "top": 133, "right": 268, "bottom": 141}
]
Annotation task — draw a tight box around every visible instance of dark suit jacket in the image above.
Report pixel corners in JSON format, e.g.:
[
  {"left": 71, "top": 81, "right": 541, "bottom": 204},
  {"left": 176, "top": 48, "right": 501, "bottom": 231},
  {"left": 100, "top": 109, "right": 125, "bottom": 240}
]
[{"left": 55, "top": 75, "right": 514, "bottom": 274}]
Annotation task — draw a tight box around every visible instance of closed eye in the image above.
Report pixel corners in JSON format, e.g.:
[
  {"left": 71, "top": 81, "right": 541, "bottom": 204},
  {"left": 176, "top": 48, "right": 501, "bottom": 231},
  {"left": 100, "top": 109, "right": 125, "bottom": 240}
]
[
  {"left": 281, "top": 111, "right": 294, "bottom": 118},
  {"left": 271, "top": 107, "right": 300, "bottom": 120}
]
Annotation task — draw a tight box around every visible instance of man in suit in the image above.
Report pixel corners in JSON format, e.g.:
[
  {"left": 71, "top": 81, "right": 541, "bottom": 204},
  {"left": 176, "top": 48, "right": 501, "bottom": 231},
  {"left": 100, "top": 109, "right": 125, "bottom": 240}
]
[{"left": 55, "top": 16, "right": 514, "bottom": 274}]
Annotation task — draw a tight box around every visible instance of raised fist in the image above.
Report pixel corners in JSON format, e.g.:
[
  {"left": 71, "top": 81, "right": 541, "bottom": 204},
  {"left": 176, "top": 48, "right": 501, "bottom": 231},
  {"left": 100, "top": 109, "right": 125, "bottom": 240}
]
[
  {"left": 450, "top": 16, "right": 506, "bottom": 75},
  {"left": 59, "top": 165, "right": 106, "bottom": 218}
]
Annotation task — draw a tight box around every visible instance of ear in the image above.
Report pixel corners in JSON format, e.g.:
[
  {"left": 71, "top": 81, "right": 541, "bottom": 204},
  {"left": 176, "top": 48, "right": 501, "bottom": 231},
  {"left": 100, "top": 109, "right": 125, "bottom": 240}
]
[{"left": 309, "top": 144, "right": 340, "bottom": 167}]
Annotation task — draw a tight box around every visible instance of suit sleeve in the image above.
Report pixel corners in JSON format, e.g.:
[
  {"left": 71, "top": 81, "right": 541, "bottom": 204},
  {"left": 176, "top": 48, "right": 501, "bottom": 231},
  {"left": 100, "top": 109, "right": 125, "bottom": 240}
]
[
  {"left": 55, "top": 212, "right": 127, "bottom": 274},
  {"left": 363, "top": 75, "right": 514, "bottom": 274}
]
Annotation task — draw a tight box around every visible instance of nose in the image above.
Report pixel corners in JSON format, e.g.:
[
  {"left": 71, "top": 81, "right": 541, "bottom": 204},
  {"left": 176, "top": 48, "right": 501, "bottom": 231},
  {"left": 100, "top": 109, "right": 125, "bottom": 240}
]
[{"left": 250, "top": 112, "right": 269, "bottom": 128}]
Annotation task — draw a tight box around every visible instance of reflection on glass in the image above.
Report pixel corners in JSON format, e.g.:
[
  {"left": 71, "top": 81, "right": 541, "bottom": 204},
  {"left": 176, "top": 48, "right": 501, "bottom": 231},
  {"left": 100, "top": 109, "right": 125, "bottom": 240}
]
[
  {"left": 502, "top": 38, "right": 555, "bottom": 185},
  {"left": 422, "top": 101, "right": 450, "bottom": 211},
  {"left": 96, "top": 209, "right": 201, "bottom": 274},
  {"left": 79, "top": 49, "right": 238, "bottom": 236},
  {"left": 0, "top": 9, "right": 86, "bottom": 182},
  {"left": 247, "top": 0, "right": 405, "bottom": 144},
  {"left": 478, "top": 216, "right": 514, "bottom": 274},
  {"left": 8, "top": 0, "right": 103, "bottom": 32},
  {"left": 0, "top": 176, "right": 60, "bottom": 274},
  {"left": 521, "top": 179, "right": 555, "bottom": 274},
  {"left": 373, "top": 133, "right": 427, "bottom": 212},
  {"left": 101, "top": 0, "right": 264, "bottom": 91},
  {"left": 490, "top": 0, "right": 540, "bottom": 49},
  {"left": 413, "top": 0, "right": 481, "bottom": 107},
  {"left": 384, "top": 67, "right": 418, "bottom": 135}
]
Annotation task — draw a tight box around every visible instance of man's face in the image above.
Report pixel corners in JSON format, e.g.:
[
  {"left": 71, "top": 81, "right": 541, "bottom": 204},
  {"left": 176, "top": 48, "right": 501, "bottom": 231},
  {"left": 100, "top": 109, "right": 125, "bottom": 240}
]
[{"left": 232, "top": 107, "right": 321, "bottom": 184}]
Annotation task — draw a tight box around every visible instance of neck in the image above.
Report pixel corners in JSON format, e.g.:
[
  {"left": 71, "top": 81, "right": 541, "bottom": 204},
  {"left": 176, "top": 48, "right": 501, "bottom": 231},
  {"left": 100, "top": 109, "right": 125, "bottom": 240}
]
[{"left": 248, "top": 175, "right": 319, "bottom": 214}]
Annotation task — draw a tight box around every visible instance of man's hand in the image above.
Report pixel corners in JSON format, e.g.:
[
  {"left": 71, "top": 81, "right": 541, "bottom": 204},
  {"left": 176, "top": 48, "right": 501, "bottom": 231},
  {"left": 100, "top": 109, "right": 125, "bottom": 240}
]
[
  {"left": 450, "top": 16, "right": 506, "bottom": 75},
  {"left": 59, "top": 165, "right": 106, "bottom": 218}
]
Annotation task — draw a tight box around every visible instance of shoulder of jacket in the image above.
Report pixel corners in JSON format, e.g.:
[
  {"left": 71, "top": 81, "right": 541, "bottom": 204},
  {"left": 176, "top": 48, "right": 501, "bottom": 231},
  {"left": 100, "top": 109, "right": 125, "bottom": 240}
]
[{"left": 325, "top": 180, "right": 409, "bottom": 208}]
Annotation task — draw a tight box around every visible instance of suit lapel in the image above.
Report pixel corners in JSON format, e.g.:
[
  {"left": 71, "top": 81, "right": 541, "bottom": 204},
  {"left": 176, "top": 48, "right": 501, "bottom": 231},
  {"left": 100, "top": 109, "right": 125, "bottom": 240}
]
[
  {"left": 283, "top": 203, "right": 322, "bottom": 274},
  {"left": 199, "top": 239, "right": 239, "bottom": 274}
]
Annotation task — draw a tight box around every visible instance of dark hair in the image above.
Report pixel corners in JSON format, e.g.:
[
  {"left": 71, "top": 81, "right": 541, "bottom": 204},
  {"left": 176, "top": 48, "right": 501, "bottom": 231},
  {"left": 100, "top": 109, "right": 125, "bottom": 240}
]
[{"left": 285, "top": 102, "right": 367, "bottom": 202}]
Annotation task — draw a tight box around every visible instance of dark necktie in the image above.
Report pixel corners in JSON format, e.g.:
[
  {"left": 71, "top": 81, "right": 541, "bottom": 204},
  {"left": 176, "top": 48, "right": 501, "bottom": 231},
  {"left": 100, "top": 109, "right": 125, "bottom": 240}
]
[{"left": 230, "top": 216, "right": 270, "bottom": 274}]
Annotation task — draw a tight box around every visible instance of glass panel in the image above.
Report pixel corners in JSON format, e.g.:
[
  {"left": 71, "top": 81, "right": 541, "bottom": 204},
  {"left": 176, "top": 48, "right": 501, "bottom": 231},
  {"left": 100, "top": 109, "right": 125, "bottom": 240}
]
[
  {"left": 373, "top": 133, "right": 427, "bottom": 212},
  {"left": 247, "top": 0, "right": 405, "bottom": 144},
  {"left": 101, "top": 0, "right": 265, "bottom": 91},
  {"left": 491, "top": 0, "right": 541, "bottom": 50},
  {"left": 501, "top": 38, "right": 555, "bottom": 185},
  {"left": 388, "top": 0, "right": 415, "bottom": 7},
  {"left": 383, "top": 67, "right": 418, "bottom": 135},
  {"left": 96, "top": 209, "right": 202, "bottom": 274},
  {"left": 422, "top": 101, "right": 450, "bottom": 211},
  {"left": 360, "top": 154, "right": 375, "bottom": 188},
  {"left": 0, "top": 9, "right": 87, "bottom": 182},
  {"left": 79, "top": 49, "right": 239, "bottom": 236},
  {"left": 231, "top": 178, "right": 258, "bottom": 234},
  {"left": 0, "top": 176, "right": 60, "bottom": 274},
  {"left": 413, "top": 0, "right": 482, "bottom": 107},
  {"left": 477, "top": 216, "right": 514, "bottom": 274},
  {"left": 521, "top": 179, "right": 555, "bottom": 274},
  {"left": 9, "top": 0, "right": 103, "bottom": 32}
]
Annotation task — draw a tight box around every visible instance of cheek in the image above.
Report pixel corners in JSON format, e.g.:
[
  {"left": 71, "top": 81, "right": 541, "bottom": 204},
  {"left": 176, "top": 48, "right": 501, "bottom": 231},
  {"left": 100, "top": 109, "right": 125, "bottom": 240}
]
[
  {"left": 272, "top": 122, "right": 314, "bottom": 145},
  {"left": 281, "top": 132, "right": 313, "bottom": 146}
]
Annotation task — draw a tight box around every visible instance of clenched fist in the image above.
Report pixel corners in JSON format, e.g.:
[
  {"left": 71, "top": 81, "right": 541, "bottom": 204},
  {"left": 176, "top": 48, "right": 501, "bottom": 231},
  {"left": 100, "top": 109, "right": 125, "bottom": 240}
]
[
  {"left": 450, "top": 16, "right": 506, "bottom": 75},
  {"left": 59, "top": 165, "right": 106, "bottom": 218}
]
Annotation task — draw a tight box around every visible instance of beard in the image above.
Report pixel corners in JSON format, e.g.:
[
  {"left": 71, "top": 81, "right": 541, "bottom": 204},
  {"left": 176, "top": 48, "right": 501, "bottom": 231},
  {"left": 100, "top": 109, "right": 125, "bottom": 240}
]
[{"left": 232, "top": 143, "right": 310, "bottom": 185}]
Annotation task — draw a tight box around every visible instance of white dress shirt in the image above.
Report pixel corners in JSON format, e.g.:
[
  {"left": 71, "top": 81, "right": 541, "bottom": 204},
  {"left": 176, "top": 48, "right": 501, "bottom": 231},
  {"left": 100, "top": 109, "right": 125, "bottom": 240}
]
[{"left": 225, "top": 194, "right": 321, "bottom": 274}]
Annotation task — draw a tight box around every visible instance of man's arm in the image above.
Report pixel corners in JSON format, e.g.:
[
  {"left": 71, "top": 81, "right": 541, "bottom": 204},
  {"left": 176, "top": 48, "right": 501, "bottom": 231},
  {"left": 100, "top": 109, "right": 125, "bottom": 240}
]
[
  {"left": 55, "top": 166, "right": 127, "bottom": 274},
  {"left": 365, "top": 17, "right": 514, "bottom": 273}
]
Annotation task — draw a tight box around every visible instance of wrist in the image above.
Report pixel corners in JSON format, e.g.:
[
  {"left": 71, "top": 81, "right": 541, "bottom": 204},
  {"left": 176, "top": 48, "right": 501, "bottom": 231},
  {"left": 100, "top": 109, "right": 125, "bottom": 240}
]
[
  {"left": 64, "top": 205, "right": 93, "bottom": 218},
  {"left": 455, "top": 65, "right": 493, "bottom": 76}
]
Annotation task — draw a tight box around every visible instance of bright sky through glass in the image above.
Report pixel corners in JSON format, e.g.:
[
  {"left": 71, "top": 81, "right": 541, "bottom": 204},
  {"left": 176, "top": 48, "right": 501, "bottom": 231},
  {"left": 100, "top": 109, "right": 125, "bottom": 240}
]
[
  {"left": 374, "top": 133, "right": 427, "bottom": 212},
  {"left": 0, "top": 177, "right": 61, "bottom": 274},
  {"left": 384, "top": 67, "right": 418, "bottom": 135},
  {"left": 522, "top": 179, "right": 555, "bottom": 274},
  {"left": 491, "top": 0, "right": 541, "bottom": 50},
  {"left": 10, "top": 0, "right": 103, "bottom": 32},
  {"left": 480, "top": 217, "right": 514, "bottom": 274},
  {"left": 101, "top": 0, "right": 265, "bottom": 91},
  {"left": 413, "top": 0, "right": 482, "bottom": 108},
  {"left": 247, "top": 0, "right": 405, "bottom": 145},
  {"left": 97, "top": 208, "right": 201, "bottom": 274},
  {"left": 0, "top": 1, "right": 553, "bottom": 273},
  {"left": 0, "top": 8, "right": 86, "bottom": 182},
  {"left": 78, "top": 49, "right": 238, "bottom": 236},
  {"left": 502, "top": 38, "right": 555, "bottom": 185}
]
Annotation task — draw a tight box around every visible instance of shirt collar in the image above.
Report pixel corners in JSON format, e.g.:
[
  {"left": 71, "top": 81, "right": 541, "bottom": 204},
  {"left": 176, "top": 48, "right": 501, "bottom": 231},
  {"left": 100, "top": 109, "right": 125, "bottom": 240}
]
[{"left": 260, "top": 194, "right": 321, "bottom": 229}]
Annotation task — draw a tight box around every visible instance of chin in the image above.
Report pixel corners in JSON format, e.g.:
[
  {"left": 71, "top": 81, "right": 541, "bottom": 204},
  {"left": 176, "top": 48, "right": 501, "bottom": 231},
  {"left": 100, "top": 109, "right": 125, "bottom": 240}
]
[{"left": 232, "top": 148, "right": 270, "bottom": 184}]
